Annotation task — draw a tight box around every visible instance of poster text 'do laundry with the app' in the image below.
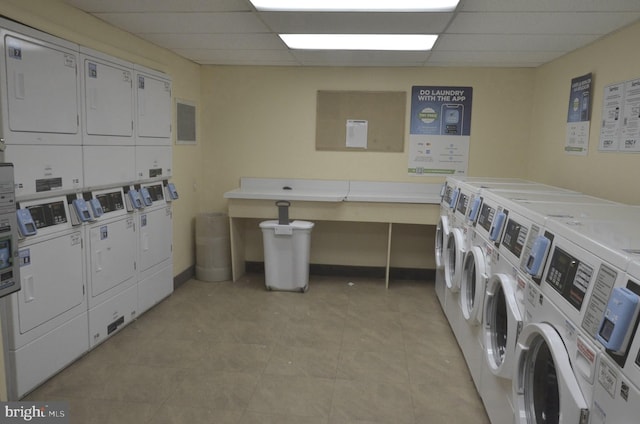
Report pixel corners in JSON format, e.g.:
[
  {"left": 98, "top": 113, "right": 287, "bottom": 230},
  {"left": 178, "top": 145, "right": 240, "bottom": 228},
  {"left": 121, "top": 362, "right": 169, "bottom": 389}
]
[{"left": 409, "top": 86, "right": 473, "bottom": 176}]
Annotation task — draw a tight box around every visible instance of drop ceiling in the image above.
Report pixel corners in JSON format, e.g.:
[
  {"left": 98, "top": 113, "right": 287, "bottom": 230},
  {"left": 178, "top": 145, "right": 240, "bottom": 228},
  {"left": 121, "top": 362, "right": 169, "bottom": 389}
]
[{"left": 62, "top": 0, "right": 640, "bottom": 67}]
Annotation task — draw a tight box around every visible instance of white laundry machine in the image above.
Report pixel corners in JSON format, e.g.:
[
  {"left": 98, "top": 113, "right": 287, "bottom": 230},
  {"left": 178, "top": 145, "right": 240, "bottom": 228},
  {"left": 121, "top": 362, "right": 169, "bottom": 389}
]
[
  {"left": 513, "top": 281, "right": 597, "bottom": 424},
  {"left": 82, "top": 187, "right": 138, "bottom": 348},
  {"left": 136, "top": 181, "right": 174, "bottom": 315},
  {"left": 0, "top": 18, "right": 83, "bottom": 198},
  {"left": 524, "top": 214, "right": 640, "bottom": 345},
  {"left": 1, "top": 196, "right": 88, "bottom": 399},
  {"left": 436, "top": 177, "right": 531, "bottom": 309},
  {"left": 470, "top": 191, "right": 612, "bottom": 424},
  {"left": 590, "top": 258, "right": 640, "bottom": 423},
  {"left": 134, "top": 65, "right": 172, "bottom": 182},
  {"left": 435, "top": 181, "right": 454, "bottom": 308},
  {"left": 512, "top": 211, "right": 640, "bottom": 424},
  {"left": 80, "top": 47, "right": 136, "bottom": 188}
]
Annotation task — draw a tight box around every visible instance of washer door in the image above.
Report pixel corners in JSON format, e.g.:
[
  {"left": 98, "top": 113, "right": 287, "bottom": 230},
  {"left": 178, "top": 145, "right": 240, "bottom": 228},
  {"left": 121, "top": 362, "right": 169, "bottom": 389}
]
[
  {"left": 484, "top": 272, "right": 522, "bottom": 379},
  {"left": 513, "top": 323, "right": 589, "bottom": 424},
  {"left": 460, "top": 246, "right": 487, "bottom": 325},
  {"left": 444, "top": 228, "right": 465, "bottom": 292},
  {"left": 435, "top": 214, "right": 450, "bottom": 269}
]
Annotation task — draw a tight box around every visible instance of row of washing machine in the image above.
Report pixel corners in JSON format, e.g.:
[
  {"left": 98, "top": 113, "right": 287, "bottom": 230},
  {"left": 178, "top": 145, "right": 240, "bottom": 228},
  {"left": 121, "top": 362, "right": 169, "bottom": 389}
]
[
  {"left": 0, "top": 180, "right": 178, "bottom": 400},
  {"left": 435, "top": 176, "right": 640, "bottom": 424}
]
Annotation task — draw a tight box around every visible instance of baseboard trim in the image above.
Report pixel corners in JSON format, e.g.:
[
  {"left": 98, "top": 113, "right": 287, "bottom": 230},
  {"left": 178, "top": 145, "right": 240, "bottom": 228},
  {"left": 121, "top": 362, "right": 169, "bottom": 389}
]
[
  {"left": 245, "top": 261, "right": 434, "bottom": 281},
  {"left": 174, "top": 265, "right": 195, "bottom": 289}
]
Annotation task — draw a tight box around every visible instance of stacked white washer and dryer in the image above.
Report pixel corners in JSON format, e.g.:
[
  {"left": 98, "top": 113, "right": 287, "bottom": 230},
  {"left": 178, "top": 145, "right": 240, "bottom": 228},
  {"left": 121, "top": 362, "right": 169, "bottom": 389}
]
[{"left": 0, "top": 18, "right": 178, "bottom": 399}]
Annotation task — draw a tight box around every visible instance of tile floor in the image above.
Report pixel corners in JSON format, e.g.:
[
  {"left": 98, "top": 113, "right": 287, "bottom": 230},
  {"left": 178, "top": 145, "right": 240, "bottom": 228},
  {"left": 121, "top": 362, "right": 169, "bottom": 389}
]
[{"left": 25, "top": 274, "right": 490, "bottom": 424}]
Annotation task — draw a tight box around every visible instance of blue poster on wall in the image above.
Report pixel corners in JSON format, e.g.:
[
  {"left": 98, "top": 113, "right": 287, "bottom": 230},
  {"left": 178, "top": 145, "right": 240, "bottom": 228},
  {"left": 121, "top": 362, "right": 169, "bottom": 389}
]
[{"left": 408, "top": 86, "right": 473, "bottom": 176}]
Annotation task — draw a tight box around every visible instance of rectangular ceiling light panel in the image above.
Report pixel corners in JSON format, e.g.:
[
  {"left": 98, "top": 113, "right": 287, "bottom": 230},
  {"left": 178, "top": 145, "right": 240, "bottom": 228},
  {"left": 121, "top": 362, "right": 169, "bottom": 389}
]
[
  {"left": 251, "top": 0, "right": 459, "bottom": 12},
  {"left": 280, "top": 34, "right": 438, "bottom": 51}
]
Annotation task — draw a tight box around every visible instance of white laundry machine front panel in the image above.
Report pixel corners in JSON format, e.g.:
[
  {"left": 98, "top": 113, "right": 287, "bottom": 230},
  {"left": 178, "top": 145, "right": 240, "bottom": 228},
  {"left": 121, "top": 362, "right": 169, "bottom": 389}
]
[
  {"left": 0, "top": 21, "right": 81, "bottom": 145},
  {"left": 137, "top": 182, "right": 173, "bottom": 313},
  {"left": 515, "top": 282, "right": 600, "bottom": 424},
  {"left": 138, "top": 205, "right": 172, "bottom": 274},
  {"left": 4, "top": 144, "right": 83, "bottom": 199},
  {"left": 138, "top": 261, "right": 173, "bottom": 315},
  {"left": 590, "top": 354, "right": 640, "bottom": 424},
  {"left": 80, "top": 48, "right": 134, "bottom": 144},
  {"left": 1, "top": 195, "right": 88, "bottom": 399},
  {"left": 134, "top": 65, "right": 171, "bottom": 146},
  {"left": 135, "top": 145, "right": 172, "bottom": 182},
  {"left": 525, "top": 219, "right": 637, "bottom": 346},
  {"left": 86, "top": 214, "right": 137, "bottom": 304},
  {"left": 17, "top": 231, "right": 84, "bottom": 335}
]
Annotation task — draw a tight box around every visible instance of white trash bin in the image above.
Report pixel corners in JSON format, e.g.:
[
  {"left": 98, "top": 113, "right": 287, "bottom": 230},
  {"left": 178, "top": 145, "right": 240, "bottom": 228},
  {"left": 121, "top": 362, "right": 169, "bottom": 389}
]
[{"left": 259, "top": 220, "right": 314, "bottom": 292}]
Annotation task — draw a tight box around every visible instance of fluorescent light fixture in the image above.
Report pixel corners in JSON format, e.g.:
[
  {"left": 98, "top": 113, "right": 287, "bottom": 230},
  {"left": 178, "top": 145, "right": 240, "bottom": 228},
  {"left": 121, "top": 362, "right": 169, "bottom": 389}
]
[
  {"left": 250, "top": 0, "right": 459, "bottom": 12},
  {"left": 279, "top": 34, "right": 438, "bottom": 51}
]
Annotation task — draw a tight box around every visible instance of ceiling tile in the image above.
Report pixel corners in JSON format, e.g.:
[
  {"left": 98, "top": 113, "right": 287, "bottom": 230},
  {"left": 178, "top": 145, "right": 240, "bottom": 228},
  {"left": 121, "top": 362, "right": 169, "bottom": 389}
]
[
  {"left": 427, "top": 50, "right": 564, "bottom": 67},
  {"left": 141, "top": 33, "right": 284, "bottom": 50},
  {"left": 447, "top": 12, "right": 640, "bottom": 35},
  {"left": 94, "top": 12, "right": 268, "bottom": 34},
  {"left": 461, "top": 0, "right": 640, "bottom": 13},
  {"left": 436, "top": 34, "right": 600, "bottom": 52},
  {"left": 64, "top": 0, "right": 251, "bottom": 12},
  {"left": 259, "top": 12, "right": 453, "bottom": 34},
  {"left": 173, "top": 48, "right": 298, "bottom": 65},
  {"left": 292, "top": 50, "right": 429, "bottom": 66}
]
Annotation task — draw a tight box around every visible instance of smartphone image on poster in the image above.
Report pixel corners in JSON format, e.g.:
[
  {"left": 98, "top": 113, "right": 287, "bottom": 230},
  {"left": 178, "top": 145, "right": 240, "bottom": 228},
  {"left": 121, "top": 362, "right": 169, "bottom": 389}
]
[
  {"left": 441, "top": 104, "right": 463, "bottom": 135},
  {"left": 581, "top": 91, "right": 590, "bottom": 121}
]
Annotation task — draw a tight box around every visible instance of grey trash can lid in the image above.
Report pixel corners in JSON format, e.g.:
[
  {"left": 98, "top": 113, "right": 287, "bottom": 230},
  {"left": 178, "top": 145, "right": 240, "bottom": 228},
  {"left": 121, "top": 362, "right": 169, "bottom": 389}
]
[{"left": 259, "top": 220, "right": 314, "bottom": 230}]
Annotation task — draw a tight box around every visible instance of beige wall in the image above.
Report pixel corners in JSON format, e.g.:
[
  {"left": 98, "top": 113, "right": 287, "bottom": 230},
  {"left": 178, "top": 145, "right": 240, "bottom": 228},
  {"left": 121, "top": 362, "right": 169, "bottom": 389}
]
[
  {"left": 203, "top": 66, "right": 535, "bottom": 212},
  {"left": 527, "top": 20, "right": 640, "bottom": 204},
  {"left": 202, "top": 66, "right": 534, "bottom": 267},
  {"left": 0, "top": 0, "right": 205, "bottom": 276}
]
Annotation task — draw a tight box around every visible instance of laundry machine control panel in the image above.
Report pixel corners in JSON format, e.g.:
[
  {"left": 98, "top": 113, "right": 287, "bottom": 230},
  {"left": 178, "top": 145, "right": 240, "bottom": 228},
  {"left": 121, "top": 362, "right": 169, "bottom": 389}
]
[
  {"left": 0, "top": 163, "right": 20, "bottom": 298},
  {"left": 545, "top": 246, "right": 594, "bottom": 311}
]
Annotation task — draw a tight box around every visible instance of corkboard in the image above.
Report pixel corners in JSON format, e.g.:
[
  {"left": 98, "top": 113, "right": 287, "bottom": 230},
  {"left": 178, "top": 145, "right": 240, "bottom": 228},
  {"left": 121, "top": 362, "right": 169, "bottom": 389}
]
[{"left": 315, "top": 90, "right": 406, "bottom": 152}]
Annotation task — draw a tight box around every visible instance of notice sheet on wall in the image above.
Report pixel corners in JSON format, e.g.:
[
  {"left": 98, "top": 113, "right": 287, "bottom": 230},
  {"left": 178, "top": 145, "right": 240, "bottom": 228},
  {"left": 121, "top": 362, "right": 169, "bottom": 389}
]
[
  {"left": 565, "top": 73, "right": 592, "bottom": 155},
  {"left": 599, "top": 78, "right": 640, "bottom": 152},
  {"left": 408, "top": 86, "right": 473, "bottom": 176}
]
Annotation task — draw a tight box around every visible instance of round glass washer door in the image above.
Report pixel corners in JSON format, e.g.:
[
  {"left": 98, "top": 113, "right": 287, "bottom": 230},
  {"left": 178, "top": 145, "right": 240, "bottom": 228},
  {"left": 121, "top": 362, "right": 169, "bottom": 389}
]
[
  {"left": 435, "top": 214, "right": 450, "bottom": 269},
  {"left": 444, "top": 228, "right": 465, "bottom": 292},
  {"left": 513, "top": 323, "right": 589, "bottom": 424},
  {"left": 460, "top": 245, "right": 487, "bottom": 325},
  {"left": 484, "top": 272, "right": 522, "bottom": 379}
]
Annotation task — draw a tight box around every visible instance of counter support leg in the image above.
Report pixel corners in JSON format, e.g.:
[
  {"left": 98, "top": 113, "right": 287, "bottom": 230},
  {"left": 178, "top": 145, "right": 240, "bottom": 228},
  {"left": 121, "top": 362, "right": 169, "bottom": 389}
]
[
  {"left": 229, "top": 217, "right": 246, "bottom": 282},
  {"left": 385, "top": 222, "right": 392, "bottom": 289}
]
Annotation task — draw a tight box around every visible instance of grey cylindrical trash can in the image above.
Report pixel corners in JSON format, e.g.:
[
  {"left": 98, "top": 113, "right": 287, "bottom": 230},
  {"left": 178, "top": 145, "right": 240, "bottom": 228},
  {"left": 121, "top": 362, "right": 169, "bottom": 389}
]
[
  {"left": 196, "top": 213, "right": 231, "bottom": 282},
  {"left": 259, "top": 220, "right": 314, "bottom": 292}
]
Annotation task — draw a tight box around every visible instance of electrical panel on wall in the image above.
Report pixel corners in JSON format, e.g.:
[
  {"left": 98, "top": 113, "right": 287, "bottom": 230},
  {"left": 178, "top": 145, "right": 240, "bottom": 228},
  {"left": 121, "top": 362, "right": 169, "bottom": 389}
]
[
  {"left": 134, "top": 65, "right": 172, "bottom": 146},
  {"left": 0, "top": 19, "right": 81, "bottom": 146}
]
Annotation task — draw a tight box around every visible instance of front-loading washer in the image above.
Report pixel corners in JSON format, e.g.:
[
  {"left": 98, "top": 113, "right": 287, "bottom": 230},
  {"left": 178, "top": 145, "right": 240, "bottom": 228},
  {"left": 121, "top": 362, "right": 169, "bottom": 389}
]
[
  {"left": 513, "top": 281, "right": 597, "bottom": 424},
  {"left": 1, "top": 196, "right": 88, "bottom": 399},
  {"left": 590, "top": 258, "right": 640, "bottom": 423},
  {"left": 470, "top": 191, "right": 611, "bottom": 424},
  {"left": 83, "top": 187, "right": 138, "bottom": 348}
]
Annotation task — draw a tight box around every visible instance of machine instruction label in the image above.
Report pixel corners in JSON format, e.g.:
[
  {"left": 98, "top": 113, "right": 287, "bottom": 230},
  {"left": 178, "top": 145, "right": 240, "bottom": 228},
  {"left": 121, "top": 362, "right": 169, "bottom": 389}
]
[
  {"left": 582, "top": 264, "right": 617, "bottom": 338},
  {"left": 598, "top": 358, "right": 618, "bottom": 398},
  {"left": 18, "top": 249, "right": 30, "bottom": 267}
]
